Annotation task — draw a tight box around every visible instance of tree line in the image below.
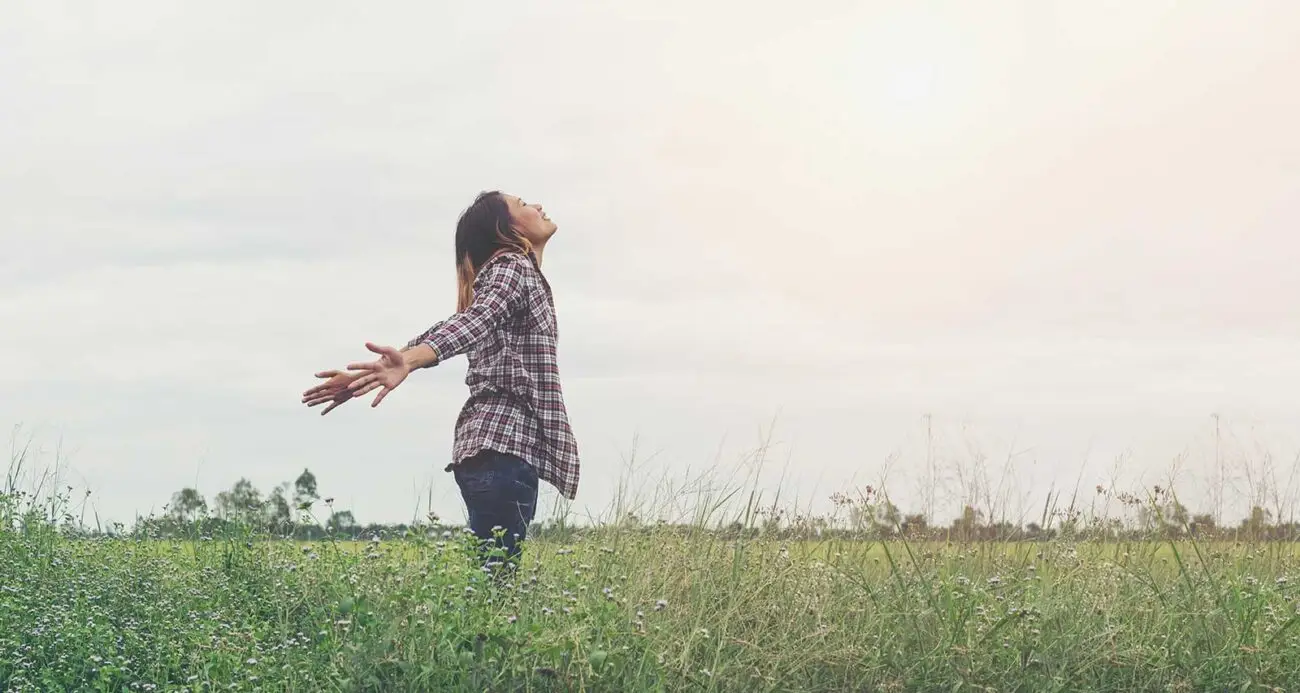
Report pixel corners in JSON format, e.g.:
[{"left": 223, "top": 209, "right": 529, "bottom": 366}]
[
  {"left": 124, "top": 468, "right": 385, "bottom": 540},
  {"left": 72, "top": 473, "right": 1300, "bottom": 543}
]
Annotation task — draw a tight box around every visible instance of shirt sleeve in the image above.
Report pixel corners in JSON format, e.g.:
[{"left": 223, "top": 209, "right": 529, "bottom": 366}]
[
  {"left": 416, "top": 253, "right": 529, "bottom": 366},
  {"left": 406, "top": 320, "right": 446, "bottom": 351}
]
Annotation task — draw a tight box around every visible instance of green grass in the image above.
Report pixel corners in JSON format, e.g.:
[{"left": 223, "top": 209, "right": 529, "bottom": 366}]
[{"left": 5, "top": 515, "right": 1300, "bottom": 692}]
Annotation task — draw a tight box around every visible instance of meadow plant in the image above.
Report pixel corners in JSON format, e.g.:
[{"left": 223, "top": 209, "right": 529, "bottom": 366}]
[{"left": 5, "top": 424, "right": 1300, "bottom": 690}]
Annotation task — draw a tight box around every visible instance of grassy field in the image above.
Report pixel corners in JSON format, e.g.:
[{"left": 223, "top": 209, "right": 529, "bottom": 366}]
[{"left": 5, "top": 514, "right": 1300, "bottom": 692}]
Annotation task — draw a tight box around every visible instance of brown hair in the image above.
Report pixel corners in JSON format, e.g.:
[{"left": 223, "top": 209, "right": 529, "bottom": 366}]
[{"left": 453, "top": 191, "right": 533, "bottom": 311}]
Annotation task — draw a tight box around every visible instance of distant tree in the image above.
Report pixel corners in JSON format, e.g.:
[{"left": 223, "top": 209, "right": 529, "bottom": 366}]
[
  {"left": 988, "top": 521, "right": 1020, "bottom": 540},
  {"left": 1139, "top": 497, "right": 1189, "bottom": 538},
  {"left": 847, "top": 503, "right": 870, "bottom": 533},
  {"left": 215, "top": 478, "right": 264, "bottom": 526},
  {"left": 900, "top": 513, "right": 928, "bottom": 537},
  {"left": 326, "top": 510, "right": 358, "bottom": 535},
  {"left": 168, "top": 488, "right": 208, "bottom": 523},
  {"left": 1241, "top": 505, "right": 1272, "bottom": 540},
  {"left": 1166, "top": 499, "right": 1190, "bottom": 530},
  {"left": 293, "top": 469, "right": 319, "bottom": 510},
  {"left": 872, "top": 500, "right": 901, "bottom": 536},
  {"left": 214, "top": 491, "right": 232, "bottom": 519},
  {"left": 1186, "top": 513, "right": 1218, "bottom": 539},
  {"left": 951, "top": 505, "right": 983, "bottom": 542},
  {"left": 265, "top": 482, "right": 293, "bottom": 535}
]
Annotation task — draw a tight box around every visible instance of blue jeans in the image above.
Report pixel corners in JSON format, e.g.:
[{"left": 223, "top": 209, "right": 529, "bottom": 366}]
[{"left": 452, "top": 449, "right": 539, "bottom": 572}]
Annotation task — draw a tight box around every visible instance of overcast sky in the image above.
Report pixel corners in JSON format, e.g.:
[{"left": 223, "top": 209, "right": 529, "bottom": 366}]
[{"left": 3, "top": 2, "right": 1299, "bottom": 529}]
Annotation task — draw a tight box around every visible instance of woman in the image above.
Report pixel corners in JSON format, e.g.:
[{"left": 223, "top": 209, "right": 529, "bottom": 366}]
[{"left": 301, "top": 191, "right": 580, "bottom": 571}]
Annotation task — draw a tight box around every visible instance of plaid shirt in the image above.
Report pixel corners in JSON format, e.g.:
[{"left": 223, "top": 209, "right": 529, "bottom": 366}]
[{"left": 406, "top": 251, "right": 580, "bottom": 499}]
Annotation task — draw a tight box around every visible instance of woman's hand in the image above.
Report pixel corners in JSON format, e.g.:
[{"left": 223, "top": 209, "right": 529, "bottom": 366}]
[
  {"left": 301, "top": 369, "right": 362, "bottom": 415},
  {"left": 344, "top": 342, "right": 411, "bottom": 408}
]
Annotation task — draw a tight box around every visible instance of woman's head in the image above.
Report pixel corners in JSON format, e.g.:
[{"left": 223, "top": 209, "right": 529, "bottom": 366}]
[{"left": 454, "top": 191, "right": 557, "bottom": 310}]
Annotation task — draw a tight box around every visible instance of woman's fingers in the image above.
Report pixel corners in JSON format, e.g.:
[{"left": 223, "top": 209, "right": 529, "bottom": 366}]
[
  {"left": 347, "top": 373, "right": 378, "bottom": 392},
  {"left": 303, "top": 382, "right": 347, "bottom": 400},
  {"left": 303, "top": 385, "right": 340, "bottom": 400},
  {"left": 303, "top": 349, "right": 401, "bottom": 414},
  {"left": 304, "top": 393, "right": 344, "bottom": 407},
  {"left": 371, "top": 343, "right": 403, "bottom": 361},
  {"left": 303, "top": 370, "right": 349, "bottom": 398},
  {"left": 365, "top": 341, "right": 399, "bottom": 357}
]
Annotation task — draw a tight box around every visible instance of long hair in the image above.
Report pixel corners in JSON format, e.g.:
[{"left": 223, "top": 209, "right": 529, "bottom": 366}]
[{"left": 454, "top": 191, "right": 533, "bottom": 311}]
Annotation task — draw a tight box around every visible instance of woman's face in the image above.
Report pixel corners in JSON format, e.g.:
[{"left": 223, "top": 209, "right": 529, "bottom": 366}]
[{"left": 505, "top": 194, "right": 557, "bottom": 245}]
